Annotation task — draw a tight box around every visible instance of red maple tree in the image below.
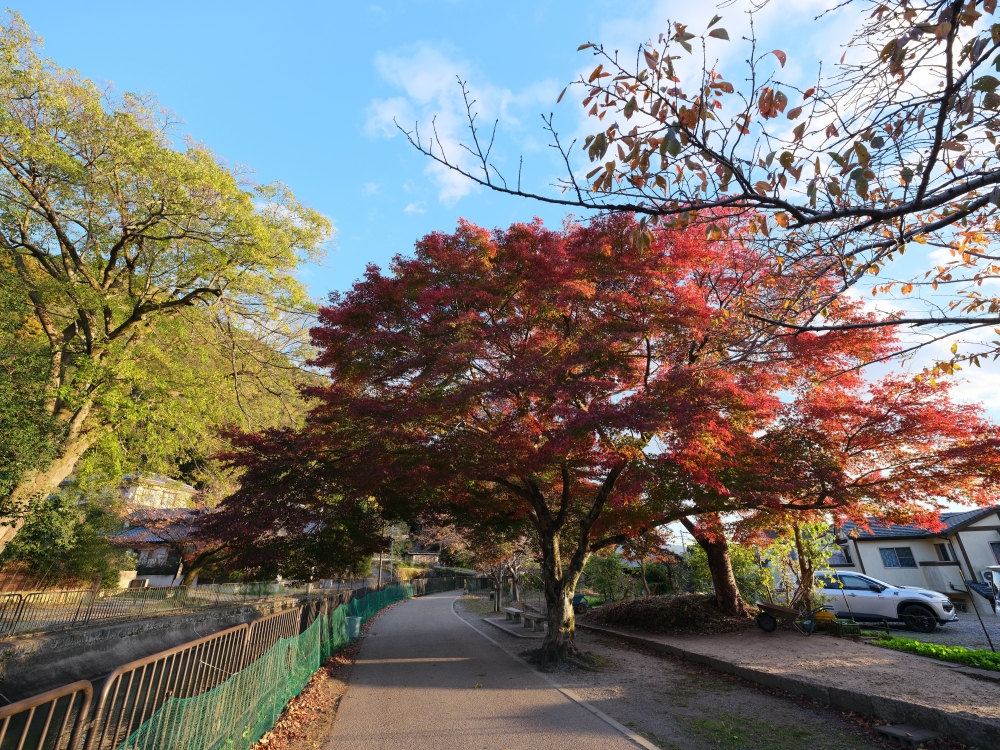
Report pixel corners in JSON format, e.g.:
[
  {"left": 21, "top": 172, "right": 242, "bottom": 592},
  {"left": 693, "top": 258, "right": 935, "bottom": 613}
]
[
  {"left": 668, "top": 372, "right": 1000, "bottom": 615},
  {"left": 213, "top": 213, "right": 1000, "bottom": 661},
  {"left": 295, "top": 214, "right": 891, "bottom": 660}
]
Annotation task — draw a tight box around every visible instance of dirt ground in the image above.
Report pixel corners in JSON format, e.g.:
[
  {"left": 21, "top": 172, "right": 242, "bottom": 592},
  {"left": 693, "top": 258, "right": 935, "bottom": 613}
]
[{"left": 455, "top": 596, "right": 970, "bottom": 750}]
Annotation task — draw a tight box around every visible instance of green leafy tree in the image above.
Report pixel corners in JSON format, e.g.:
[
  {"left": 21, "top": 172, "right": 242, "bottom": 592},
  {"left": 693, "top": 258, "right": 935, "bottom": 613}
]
[
  {"left": 0, "top": 264, "right": 56, "bottom": 503},
  {"left": 583, "top": 552, "right": 635, "bottom": 602},
  {"left": 759, "top": 522, "right": 837, "bottom": 611},
  {"left": 622, "top": 527, "right": 673, "bottom": 596},
  {"left": 0, "top": 475, "right": 135, "bottom": 587},
  {"left": 0, "top": 13, "right": 330, "bottom": 545}
]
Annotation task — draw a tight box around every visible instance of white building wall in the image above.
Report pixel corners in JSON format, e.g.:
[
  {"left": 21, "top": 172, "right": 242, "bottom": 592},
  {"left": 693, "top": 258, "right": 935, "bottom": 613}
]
[
  {"left": 854, "top": 538, "right": 937, "bottom": 588},
  {"left": 953, "top": 515, "right": 1000, "bottom": 580}
]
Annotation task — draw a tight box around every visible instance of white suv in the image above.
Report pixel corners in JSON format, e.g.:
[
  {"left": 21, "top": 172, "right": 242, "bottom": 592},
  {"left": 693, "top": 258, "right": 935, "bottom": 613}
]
[{"left": 815, "top": 571, "right": 957, "bottom": 633}]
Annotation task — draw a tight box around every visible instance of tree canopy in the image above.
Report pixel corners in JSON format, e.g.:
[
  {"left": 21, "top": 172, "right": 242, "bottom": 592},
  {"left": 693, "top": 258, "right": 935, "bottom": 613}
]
[
  {"left": 402, "top": 0, "right": 1000, "bottom": 372},
  {"left": 216, "top": 213, "right": 973, "bottom": 660},
  {"left": 0, "top": 12, "right": 331, "bottom": 545}
]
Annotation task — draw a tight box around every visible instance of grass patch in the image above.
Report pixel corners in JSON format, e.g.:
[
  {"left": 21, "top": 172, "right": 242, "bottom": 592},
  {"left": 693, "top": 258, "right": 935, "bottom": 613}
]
[
  {"left": 683, "top": 712, "right": 868, "bottom": 750},
  {"left": 685, "top": 713, "right": 818, "bottom": 749},
  {"left": 458, "top": 595, "right": 497, "bottom": 614},
  {"left": 872, "top": 635, "right": 1000, "bottom": 672}
]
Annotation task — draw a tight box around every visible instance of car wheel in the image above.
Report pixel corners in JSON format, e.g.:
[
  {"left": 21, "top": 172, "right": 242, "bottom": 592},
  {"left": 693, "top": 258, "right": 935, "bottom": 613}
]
[
  {"left": 756, "top": 612, "right": 778, "bottom": 632},
  {"left": 901, "top": 605, "right": 937, "bottom": 633}
]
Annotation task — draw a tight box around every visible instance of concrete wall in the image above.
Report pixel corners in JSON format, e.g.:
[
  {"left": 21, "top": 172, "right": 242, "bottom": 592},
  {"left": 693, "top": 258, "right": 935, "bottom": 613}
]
[
  {"left": 0, "top": 596, "right": 301, "bottom": 703},
  {"left": 856, "top": 538, "right": 938, "bottom": 588},
  {"left": 954, "top": 514, "right": 1000, "bottom": 580}
]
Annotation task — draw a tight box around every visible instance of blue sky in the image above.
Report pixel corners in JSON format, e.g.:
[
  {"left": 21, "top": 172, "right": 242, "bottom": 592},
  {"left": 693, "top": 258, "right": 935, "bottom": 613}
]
[
  {"left": 19, "top": 0, "right": 846, "bottom": 293},
  {"left": 17, "top": 0, "right": 1000, "bottom": 415}
]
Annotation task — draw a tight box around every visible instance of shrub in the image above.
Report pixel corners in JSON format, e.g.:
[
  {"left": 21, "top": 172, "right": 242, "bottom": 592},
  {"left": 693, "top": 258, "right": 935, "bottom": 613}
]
[
  {"left": 0, "top": 476, "right": 134, "bottom": 587},
  {"left": 582, "top": 552, "right": 635, "bottom": 601},
  {"left": 585, "top": 593, "right": 754, "bottom": 635},
  {"left": 873, "top": 636, "right": 1000, "bottom": 672}
]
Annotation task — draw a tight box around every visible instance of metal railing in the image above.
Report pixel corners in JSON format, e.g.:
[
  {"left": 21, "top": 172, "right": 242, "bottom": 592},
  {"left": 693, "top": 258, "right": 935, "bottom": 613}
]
[
  {"left": 0, "top": 596, "right": 340, "bottom": 750},
  {"left": 83, "top": 622, "right": 250, "bottom": 750},
  {"left": 409, "top": 576, "right": 471, "bottom": 596},
  {"left": 0, "top": 680, "right": 92, "bottom": 750},
  {"left": 82, "top": 596, "right": 353, "bottom": 750},
  {"left": 0, "top": 581, "right": 375, "bottom": 640},
  {"left": 1, "top": 579, "right": 459, "bottom": 750}
]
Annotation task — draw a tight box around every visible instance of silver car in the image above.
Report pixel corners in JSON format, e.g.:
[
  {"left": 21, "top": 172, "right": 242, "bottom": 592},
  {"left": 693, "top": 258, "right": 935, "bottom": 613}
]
[{"left": 815, "top": 571, "right": 957, "bottom": 633}]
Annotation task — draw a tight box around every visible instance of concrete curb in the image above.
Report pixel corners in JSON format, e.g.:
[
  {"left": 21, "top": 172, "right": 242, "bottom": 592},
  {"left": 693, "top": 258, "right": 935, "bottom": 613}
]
[{"left": 577, "top": 622, "right": 1000, "bottom": 748}]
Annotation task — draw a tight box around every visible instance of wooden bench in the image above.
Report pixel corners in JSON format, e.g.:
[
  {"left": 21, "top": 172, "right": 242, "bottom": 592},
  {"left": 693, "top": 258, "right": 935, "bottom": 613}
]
[
  {"left": 521, "top": 612, "right": 546, "bottom": 632},
  {"left": 503, "top": 607, "right": 524, "bottom": 623}
]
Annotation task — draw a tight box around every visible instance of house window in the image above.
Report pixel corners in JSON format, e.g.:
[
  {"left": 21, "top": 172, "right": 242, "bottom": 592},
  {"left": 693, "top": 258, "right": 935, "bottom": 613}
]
[
  {"left": 934, "top": 543, "right": 957, "bottom": 562},
  {"left": 879, "top": 547, "right": 917, "bottom": 568},
  {"left": 991, "top": 542, "right": 1000, "bottom": 565}
]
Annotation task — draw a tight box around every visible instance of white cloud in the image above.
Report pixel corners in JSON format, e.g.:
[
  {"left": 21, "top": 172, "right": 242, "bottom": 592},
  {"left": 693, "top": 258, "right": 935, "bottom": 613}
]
[
  {"left": 404, "top": 202, "right": 426, "bottom": 214},
  {"left": 361, "top": 182, "right": 379, "bottom": 196},
  {"left": 366, "top": 43, "right": 559, "bottom": 204}
]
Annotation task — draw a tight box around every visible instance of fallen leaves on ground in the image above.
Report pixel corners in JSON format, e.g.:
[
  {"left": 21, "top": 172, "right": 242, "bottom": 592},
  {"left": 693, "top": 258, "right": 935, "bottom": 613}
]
[
  {"left": 255, "top": 601, "right": 404, "bottom": 749},
  {"left": 254, "top": 644, "right": 359, "bottom": 749},
  {"left": 583, "top": 593, "right": 755, "bottom": 635}
]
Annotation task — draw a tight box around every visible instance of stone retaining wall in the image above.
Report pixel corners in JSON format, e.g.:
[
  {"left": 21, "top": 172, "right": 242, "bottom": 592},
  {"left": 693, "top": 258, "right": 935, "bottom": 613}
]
[{"left": 0, "top": 596, "right": 302, "bottom": 702}]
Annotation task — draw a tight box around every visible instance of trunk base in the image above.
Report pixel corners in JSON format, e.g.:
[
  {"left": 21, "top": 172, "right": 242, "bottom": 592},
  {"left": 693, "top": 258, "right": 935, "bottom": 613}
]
[{"left": 524, "top": 645, "right": 610, "bottom": 672}]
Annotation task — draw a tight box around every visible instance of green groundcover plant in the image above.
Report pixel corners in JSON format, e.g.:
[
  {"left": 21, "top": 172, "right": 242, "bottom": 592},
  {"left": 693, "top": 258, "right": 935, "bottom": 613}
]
[{"left": 872, "top": 636, "right": 1000, "bottom": 673}]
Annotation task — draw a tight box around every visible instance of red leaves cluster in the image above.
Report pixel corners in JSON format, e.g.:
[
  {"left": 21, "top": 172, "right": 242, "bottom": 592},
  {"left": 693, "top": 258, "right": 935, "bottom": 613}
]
[
  {"left": 307, "top": 214, "right": 806, "bottom": 534},
  {"left": 212, "top": 212, "right": 1000, "bottom": 582}
]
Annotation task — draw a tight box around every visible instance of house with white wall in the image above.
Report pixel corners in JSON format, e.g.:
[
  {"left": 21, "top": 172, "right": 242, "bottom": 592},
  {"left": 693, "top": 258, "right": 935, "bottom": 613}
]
[
  {"left": 834, "top": 507, "right": 1000, "bottom": 613},
  {"left": 115, "top": 475, "right": 198, "bottom": 586}
]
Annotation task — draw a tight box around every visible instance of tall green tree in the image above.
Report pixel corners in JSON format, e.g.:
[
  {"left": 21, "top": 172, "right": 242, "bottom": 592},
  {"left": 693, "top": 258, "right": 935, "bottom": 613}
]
[{"left": 0, "top": 13, "right": 331, "bottom": 545}]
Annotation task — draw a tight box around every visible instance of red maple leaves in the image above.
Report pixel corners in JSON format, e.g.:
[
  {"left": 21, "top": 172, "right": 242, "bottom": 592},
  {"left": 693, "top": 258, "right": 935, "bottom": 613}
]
[{"left": 208, "top": 213, "right": 1000, "bottom": 637}]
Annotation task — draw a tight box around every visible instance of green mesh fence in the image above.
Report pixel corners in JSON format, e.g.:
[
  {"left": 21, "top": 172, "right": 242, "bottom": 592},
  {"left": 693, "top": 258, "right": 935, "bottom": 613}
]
[{"left": 119, "top": 584, "right": 412, "bottom": 750}]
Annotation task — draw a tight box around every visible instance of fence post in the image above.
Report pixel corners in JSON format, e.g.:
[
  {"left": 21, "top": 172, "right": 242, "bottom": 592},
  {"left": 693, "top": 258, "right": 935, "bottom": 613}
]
[{"left": 78, "top": 576, "right": 103, "bottom": 626}]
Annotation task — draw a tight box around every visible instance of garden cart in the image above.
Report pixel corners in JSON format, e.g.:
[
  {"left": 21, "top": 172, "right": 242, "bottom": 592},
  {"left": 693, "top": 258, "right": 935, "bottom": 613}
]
[{"left": 755, "top": 600, "right": 825, "bottom": 635}]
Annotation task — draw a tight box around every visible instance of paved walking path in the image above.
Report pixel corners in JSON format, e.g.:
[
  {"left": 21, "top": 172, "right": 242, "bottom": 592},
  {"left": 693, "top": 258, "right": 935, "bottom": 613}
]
[{"left": 324, "top": 592, "right": 640, "bottom": 750}]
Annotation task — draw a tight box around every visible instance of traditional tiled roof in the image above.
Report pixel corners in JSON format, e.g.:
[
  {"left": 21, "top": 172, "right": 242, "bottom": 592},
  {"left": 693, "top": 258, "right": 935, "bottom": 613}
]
[
  {"left": 110, "top": 509, "right": 194, "bottom": 547},
  {"left": 840, "top": 506, "right": 999, "bottom": 540},
  {"left": 111, "top": 527, "right": 168, "bottom": 544}
]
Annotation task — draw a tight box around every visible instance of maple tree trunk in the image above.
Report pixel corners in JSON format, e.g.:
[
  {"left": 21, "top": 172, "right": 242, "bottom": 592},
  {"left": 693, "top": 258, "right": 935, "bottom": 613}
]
[
  {"left": 640, "top": 558, "right": 650, "bottom": 597},
  {"left": 537, "top": 530, "right": 582, "bottom": 666},
  {"left": 681, "top": 516, "right": 752, "bottom": 618},
  {"left": 542, "top": 574, "right": 576, "bottom": 664}
]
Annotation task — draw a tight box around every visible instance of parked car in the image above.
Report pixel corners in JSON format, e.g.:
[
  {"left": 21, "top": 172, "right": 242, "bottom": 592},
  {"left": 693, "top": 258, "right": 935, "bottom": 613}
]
[{"left": 815, "top": 571, "right": 957, "bottom": 633}]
